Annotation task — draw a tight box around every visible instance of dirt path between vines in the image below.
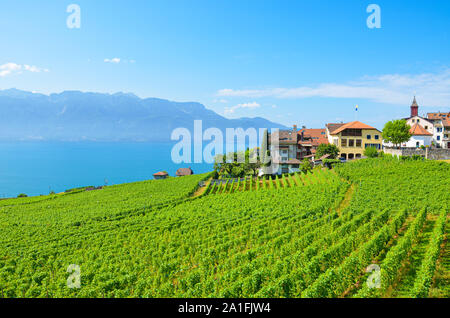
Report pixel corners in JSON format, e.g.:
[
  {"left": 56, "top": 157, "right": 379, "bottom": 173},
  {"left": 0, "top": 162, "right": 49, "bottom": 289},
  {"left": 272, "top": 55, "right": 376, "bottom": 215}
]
[
  {"left": 335, "top": 183, "right": 355, "bottom": 216},
  {"left": 191, "top": 177, "right": 212, "bottom": 198}
]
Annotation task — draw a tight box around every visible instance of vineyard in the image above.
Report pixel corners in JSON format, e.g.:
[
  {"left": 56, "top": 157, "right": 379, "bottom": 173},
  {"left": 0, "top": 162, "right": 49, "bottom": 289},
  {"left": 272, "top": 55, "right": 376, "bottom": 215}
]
[
  {"left": 0, "top": 158, "right": 448, "bottom": 298},
  {"left": 205, "top": 169, "right": 339, "bottom": 194}
]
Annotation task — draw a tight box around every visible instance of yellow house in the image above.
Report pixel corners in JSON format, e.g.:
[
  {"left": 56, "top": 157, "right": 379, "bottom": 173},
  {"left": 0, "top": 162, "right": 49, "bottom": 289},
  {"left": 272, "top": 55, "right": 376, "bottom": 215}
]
[{"left": 326, "top": 121, "right": 382, "bottom": 160}]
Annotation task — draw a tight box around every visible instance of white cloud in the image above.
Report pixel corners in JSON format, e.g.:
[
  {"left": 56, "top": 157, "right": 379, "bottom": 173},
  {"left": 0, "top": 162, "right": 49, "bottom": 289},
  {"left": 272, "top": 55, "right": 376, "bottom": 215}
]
[
  {"left": 104, "top": 58, "right": 121, "bottom": 63},
  {"left": 24, "top": 65, "right": 49, "bottom": 73},
  {"left": 217, "top": 69, "right": 450, "bottom": 107},
  {"left": 0, "top": 62, "right": 49, "bottom": 77},
  {"left": 224, "top": 102, "right": 261, "bottom": 114}
]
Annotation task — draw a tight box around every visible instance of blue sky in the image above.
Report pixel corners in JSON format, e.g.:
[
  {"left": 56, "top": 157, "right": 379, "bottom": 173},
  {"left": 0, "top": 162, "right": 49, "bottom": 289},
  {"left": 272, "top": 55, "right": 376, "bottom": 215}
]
[{"left": 1, "top": 0, "right": 449, "bottom": 129}]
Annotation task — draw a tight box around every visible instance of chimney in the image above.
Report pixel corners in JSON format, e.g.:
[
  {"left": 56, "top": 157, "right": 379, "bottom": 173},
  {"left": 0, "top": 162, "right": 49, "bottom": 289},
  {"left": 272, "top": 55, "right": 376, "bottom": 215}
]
[{"left": 411, "top": 96, "right": 419, "bottom": 117}]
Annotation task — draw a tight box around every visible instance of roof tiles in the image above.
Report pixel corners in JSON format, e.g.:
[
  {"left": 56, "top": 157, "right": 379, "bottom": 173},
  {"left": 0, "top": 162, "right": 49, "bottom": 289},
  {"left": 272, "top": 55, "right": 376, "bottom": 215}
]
[{"left": 409, "top": 123, "right": 432, "bottom": 136}]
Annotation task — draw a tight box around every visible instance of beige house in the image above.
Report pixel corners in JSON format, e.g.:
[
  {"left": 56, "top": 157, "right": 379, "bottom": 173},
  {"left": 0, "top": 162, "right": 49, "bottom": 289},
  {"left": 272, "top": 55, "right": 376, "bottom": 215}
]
[{"left": 326, "top": 121, "right": 382, "bottom": 160}]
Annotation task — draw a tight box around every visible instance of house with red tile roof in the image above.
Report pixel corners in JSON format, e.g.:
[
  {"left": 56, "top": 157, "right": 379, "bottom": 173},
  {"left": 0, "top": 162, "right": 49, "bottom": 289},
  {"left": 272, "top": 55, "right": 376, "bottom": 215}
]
[
  {"left": 153, "top": 171, "right": 169, "bottom": 180},
  {"left": 298, "top": 127, "right": 329, "bottom": 161},
  {"left": 404, "top": 123, "right": 433, "bottom": 148},
  {"left": 426, "top": 111, "right": 450, "bottom": 149},
  {"left": 402, "top": 97, "right": 450, "bottom": 148},
  {"left": 325, "top": 121, "right": 382, "bottom": 160},
  {"left": 267, "top": 125, "right": 330, "bottom": 175}
]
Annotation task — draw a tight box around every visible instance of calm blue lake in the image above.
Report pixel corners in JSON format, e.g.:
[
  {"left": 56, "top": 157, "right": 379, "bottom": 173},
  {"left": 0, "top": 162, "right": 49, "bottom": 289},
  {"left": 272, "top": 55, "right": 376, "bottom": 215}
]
[{"left": 0, "top": 142, "right": 223, "bottom": 198}]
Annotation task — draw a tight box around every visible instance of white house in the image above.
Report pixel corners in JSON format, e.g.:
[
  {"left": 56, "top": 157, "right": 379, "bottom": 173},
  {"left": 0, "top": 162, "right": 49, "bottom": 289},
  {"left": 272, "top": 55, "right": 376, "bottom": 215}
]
[
  {"left": 427, "top": 112, "right": 450, "bottom": 149},
  {"left": 397, "top": 97, "right": 450, "bottom": 148},
  {"left": 403, "top": 123, "right": 433, "bottom": 148}
]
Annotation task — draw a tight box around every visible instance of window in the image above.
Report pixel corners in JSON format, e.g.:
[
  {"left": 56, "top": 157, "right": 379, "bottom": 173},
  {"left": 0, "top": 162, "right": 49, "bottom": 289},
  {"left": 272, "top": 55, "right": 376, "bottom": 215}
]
[
  {"left": 416, "top": 141, "right": 420, "bottom": 147},
  {"left": 342, "top": 129, "right": 362, "bottom": 136},
  {"left": 356, "top": 139, "right": 362, "bottom": 147},
  {"left": 425, "top": 126, "right": 428, "bottom": 130},
  {"left": 365, "top": 143, "right": 381, "bottom": 149},
  {"left": 374, "top": 135, "right": 379, "bottom": 140},
  {"left": 341, "top": 139, "right": 347, "bottom": 147},
  {"left": 417, "top": 119, "right": 420, "bottom": 123},
  {"left": 437, "top": 136, "right": 441, "bottom": 141},
  {"left": 367, "top": 135, "right": 371, "bottom": 140},
  {"left": 349, "top": 139, "right": 355, "bottom": 147}
]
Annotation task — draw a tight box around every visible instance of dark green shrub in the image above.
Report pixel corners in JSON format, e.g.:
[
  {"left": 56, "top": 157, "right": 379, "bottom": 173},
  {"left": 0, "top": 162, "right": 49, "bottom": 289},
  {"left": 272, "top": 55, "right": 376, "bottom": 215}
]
[{"left": 364, "top": 146, "right": 379, "bottom": 158}]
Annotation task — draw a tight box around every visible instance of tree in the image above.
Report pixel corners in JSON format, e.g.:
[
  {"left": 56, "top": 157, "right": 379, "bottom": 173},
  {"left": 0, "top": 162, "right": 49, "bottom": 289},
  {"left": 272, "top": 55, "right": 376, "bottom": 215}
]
[
  {"left": 315, "top": 143, "right": 340, "bottom": 159},
  {"left": 364, "top": 146, "right": 379, "bottom": 158},
  {"left": 17, "top": 193, "right": 28, "bottom": 198},
  {"left": 322, "top": 158, "right": 341, "bottom": 168},
  {"left": 243, "top": 148, "right": 260, "bottom": 176},
  {"left": 382, "top": 120, "right": 411, "bottom": 147},
  {"left": 260, "top": 129, "right": 269, "bottom": 165},
  {"left": 300, "top": 158, "right": 313, "bottom": 174},
  {"left": 214, "top": 148, "right": 262, "bottom": 178}
]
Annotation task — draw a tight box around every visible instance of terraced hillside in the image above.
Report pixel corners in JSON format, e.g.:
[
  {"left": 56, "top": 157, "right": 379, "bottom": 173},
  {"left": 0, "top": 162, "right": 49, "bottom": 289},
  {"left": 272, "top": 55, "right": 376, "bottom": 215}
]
[
  {"left": 0, "top": 158, "right": 448, "bottom": 298},
  {"left": 206, "top": 169, "right": 337, "bottom": 194}
]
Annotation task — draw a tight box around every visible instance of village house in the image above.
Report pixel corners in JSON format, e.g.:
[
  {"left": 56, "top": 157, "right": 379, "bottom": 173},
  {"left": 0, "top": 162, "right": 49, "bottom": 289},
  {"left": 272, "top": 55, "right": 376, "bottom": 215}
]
[
  {"left": 298, "top": 127, "right": 329, "bottom": 160},
  {"left": 153, "top": 171, "right": 169, "bottom": 180},
  {"left": 267, "top": 125, "right": 329, "bottom": 174},
  {"left": 325, "top": 121, "right": 382, "bottom": 160},
  {"left": 404, "top": 124, "right": 433, "bottom": 148},
  {"left": 268, "top": 126, "right": 300, "bottom": 174},
  {"left": 426, "top": 111, "right": 450, "bottom": 149},
  {"left": 176, "top": 167, "right": 194, "bottom": 177},
  {"left": 397, "top": 97, "right": 450, "bottom": 148}
]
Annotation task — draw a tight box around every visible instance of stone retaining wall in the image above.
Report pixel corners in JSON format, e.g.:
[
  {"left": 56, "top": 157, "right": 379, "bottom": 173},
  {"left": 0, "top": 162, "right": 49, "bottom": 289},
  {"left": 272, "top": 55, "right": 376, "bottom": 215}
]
[{"left": 384, "top": 147, "right": 450, "bottom": 160}]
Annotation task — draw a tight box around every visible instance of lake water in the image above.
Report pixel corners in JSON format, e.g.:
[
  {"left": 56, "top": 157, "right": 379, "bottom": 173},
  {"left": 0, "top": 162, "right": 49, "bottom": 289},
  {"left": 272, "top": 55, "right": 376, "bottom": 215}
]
[{"left": 0, "top": 142, "right": 221, "bottom": 198}]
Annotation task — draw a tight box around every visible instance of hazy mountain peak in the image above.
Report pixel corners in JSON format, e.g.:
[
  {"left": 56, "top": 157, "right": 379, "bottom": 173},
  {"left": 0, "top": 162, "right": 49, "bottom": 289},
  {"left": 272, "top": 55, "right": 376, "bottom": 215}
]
[
  {"left": 0, "top": 89, "right": 287, "bottom": 142},
  {"left": 0, "top": 88, "right": 44, "bottom": 98}
]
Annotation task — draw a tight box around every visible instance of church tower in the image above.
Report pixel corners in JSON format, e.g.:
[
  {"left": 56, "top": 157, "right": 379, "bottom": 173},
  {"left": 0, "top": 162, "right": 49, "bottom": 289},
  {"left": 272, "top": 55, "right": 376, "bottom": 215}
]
[{"left": 410, "top": 96, "right": 419, "bottom": 117}]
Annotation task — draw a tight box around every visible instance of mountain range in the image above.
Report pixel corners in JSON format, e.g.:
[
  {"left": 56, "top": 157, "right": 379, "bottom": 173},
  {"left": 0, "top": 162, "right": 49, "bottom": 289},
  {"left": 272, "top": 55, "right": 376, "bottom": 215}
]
[{"left": 0, "top": 89, "right": 286, "bottom": 142}]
